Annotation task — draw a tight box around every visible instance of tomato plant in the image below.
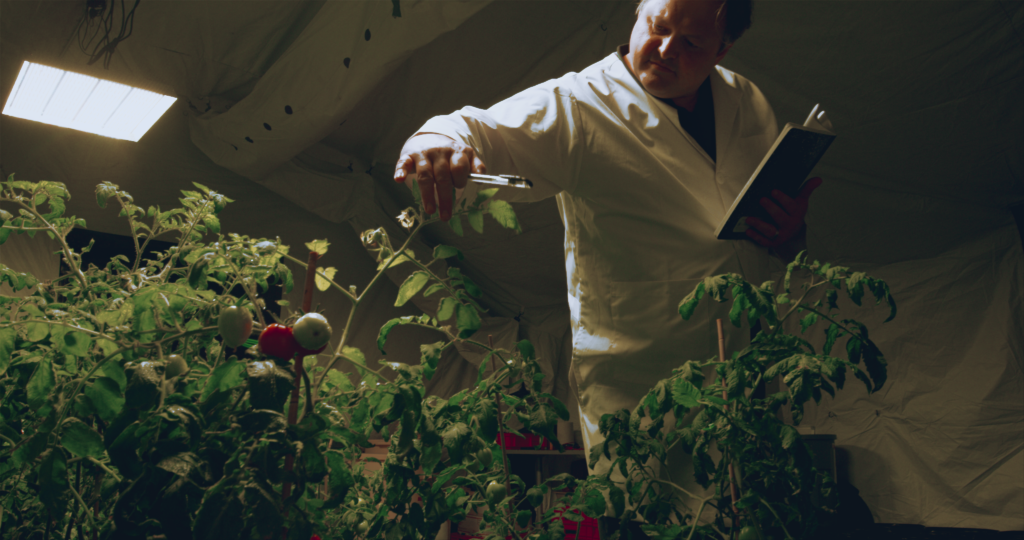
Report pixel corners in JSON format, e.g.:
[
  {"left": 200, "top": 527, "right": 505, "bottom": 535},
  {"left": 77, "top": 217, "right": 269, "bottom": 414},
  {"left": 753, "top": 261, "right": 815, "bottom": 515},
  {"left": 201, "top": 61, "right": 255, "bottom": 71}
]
[
  {"left": 0, "top": 174, "right": 895, "bottom": 540},
  {"left": 0, "top": 176, "right": 580, "bottom": 540}
]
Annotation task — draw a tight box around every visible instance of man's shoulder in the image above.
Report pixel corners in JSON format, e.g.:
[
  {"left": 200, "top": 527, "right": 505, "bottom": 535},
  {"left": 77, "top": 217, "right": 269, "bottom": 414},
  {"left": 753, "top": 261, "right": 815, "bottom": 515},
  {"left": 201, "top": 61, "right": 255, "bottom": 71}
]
[
  {"left": 715, "top": 65, "right": 766, "bottom": 99},
  {"left": 542, "top": 52, "right": 623, "bottom": 88}
]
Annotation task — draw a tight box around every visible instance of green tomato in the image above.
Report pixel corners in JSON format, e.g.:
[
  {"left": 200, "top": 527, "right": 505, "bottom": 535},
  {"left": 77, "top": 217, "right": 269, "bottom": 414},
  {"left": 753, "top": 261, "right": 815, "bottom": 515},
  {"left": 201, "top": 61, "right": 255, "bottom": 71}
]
[
  {"left": 164, "top": 355, "right": 188, "bottom": 377},
  {"left": 292, "top": 312, "right": 332, "bottom": 350},
  {"left": 356, "top": 521, "right": 370, "bottom": 535},
  {"left": 737, "top": 525, "right": 759, "bottom": 540},
  {"left": 476, "top": 448, "right": 494, "bottom": 468},
  {"left": 526, "top": 486, "right": 544, "bottom": 508},
  {"left": 485, "top": 481, "right": 506, "bottom": 507},
  {"left": 466, "top": 456, "right": 480, "bottom": 473},
  {"left": 218, "top": 306, "right": 253, "bottom": 348}
]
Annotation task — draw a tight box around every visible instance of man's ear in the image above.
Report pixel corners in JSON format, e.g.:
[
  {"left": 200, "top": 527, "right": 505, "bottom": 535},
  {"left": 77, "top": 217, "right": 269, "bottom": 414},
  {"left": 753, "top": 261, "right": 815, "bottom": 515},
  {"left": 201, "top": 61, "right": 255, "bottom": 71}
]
[{"left": 715, "top": 41, "right": 733, "bottom": 64}]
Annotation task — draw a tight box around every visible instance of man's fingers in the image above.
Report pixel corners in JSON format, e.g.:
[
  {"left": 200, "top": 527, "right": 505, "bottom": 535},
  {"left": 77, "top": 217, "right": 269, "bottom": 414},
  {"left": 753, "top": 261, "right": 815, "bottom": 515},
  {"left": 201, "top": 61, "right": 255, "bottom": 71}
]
[
  {"left": 746, "top": 217, "right": 778, "bottom": 239},
  {"left": 450, "top": 147, "right": 471, "bottom": 189},
  {"left": 745, "top": 227, "right": 775, "bottom": 247},
  {"left": 395, "top": 155, "right": 415, "bottom": 183},
  {"left": 759, "top": 197, "right": 790, "bottom": 228},
  {"left": 798, "top": 177, "right": 823, "bottom": 200},
  {"left": 472, "top": 152, "right": 487, "bottom": 175},
  {"left": 415, "top": 156, "right": 437, "bottom": 215},
  {"left": 770, "top": 189, "right": 796, "bottom": 214},
  {"left": 432, "top": 155, "right": 455, "bottom": 220}
]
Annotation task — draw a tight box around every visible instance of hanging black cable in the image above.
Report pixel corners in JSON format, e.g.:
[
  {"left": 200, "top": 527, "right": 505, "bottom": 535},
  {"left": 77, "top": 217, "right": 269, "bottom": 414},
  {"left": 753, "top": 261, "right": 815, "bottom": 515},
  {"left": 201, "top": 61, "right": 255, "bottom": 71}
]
[{"left": 69, "top": 0, "right": 142, "bottom": 69}]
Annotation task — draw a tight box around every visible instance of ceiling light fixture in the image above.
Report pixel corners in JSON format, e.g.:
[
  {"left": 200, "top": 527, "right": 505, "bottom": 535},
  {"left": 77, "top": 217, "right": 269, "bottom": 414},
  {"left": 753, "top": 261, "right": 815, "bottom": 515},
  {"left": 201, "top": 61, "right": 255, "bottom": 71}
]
[{"left": 2, "top": 61, "right": 176, "bottom": 142}]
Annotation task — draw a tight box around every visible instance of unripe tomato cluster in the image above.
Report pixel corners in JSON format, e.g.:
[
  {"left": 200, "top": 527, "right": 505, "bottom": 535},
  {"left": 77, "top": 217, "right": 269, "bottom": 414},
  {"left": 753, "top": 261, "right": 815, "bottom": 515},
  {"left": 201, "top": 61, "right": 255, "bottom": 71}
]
[{"left": 252, "top": 312, "right": 333, "bottom": 360}]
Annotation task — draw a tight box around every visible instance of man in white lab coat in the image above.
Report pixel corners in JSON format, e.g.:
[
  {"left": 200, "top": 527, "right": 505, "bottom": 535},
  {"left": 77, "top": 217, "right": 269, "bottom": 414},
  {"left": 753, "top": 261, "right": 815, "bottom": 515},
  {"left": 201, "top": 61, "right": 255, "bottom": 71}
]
[{"left": 394, "top": 0, "right": 819, "bottom": 534}]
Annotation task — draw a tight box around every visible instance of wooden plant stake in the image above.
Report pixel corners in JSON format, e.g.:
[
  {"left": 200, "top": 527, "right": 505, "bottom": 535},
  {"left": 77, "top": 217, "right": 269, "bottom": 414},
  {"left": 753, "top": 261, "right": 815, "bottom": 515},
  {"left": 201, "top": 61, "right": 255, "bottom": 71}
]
[
  {"left": 717, "top": 319, "right": 741, "bottom": 521},
  {"left": 282, "top": 251, "right": 320, "bottom": 539}
]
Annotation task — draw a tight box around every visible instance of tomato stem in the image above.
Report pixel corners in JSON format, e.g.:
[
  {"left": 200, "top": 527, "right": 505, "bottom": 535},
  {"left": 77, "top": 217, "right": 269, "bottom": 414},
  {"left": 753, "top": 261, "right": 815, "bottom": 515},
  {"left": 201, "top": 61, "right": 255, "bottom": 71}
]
[{"left": 282, "top": 250, "right": 320, "bottom": 539}]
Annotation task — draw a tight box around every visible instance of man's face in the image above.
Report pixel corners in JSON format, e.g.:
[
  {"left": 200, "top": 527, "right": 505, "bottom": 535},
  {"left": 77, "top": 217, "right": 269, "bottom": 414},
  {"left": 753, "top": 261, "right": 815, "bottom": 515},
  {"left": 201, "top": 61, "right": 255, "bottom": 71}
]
[{"left": 625, "top": 0, "right": 731, "bottom": 108}]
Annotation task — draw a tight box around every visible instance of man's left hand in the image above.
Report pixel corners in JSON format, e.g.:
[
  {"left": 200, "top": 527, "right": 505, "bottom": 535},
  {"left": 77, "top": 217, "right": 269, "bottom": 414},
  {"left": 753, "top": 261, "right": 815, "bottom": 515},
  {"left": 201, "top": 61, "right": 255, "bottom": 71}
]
[{"left": 745, "top": 177, "right": 823, "bottom": 248}]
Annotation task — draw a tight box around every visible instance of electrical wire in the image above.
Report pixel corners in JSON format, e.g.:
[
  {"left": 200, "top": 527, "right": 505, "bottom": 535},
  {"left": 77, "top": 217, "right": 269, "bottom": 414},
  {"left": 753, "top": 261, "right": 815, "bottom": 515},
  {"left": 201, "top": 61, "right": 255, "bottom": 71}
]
[{"left": 67, "top": 0, "right": 142, "bottom": 69}]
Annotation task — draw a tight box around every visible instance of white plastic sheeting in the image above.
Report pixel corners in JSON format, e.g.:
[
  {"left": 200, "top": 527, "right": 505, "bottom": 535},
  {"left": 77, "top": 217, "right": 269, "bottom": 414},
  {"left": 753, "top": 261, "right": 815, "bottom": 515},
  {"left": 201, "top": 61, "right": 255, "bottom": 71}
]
[{"left": 1, "top": 0, "right": 1021, "bottom": 531}]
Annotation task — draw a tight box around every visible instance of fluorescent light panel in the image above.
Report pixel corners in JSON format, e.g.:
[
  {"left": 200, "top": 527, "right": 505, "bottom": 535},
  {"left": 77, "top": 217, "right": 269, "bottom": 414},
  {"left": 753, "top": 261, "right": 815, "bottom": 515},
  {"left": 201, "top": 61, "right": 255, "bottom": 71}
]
[{"left": 3, "top": 61, "right": 176, "bottom": 142}]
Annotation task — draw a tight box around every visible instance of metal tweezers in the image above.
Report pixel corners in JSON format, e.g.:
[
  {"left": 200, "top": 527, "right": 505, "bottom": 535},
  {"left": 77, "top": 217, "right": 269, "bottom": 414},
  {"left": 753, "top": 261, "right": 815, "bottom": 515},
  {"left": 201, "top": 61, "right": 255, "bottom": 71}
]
[{"left": 469, "top": 173, "right": 533, "bottom": 189}]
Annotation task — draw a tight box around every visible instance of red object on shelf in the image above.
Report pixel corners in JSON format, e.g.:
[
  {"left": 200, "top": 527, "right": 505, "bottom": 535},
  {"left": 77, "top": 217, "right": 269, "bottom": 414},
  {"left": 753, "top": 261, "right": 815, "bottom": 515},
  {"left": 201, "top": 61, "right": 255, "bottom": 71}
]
[
  {"left": 496, "top": 432, "right": 528, "bottom": 449},
  {"left": 496, "top": 432, "right": 558, "bottom": 450},
  {"left": 552, "top": 507, "right": 600, "bottom": 540},
  {"left": 449, "top": 533, "right": 514, "bottom": 540}
]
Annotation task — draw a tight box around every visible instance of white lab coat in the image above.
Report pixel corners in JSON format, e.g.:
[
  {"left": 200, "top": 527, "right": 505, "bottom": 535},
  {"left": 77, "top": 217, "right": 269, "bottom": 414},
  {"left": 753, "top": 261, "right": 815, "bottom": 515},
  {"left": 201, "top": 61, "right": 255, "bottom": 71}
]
[{"left": 419, "top": 46, "right": 778, "bottom": 514}]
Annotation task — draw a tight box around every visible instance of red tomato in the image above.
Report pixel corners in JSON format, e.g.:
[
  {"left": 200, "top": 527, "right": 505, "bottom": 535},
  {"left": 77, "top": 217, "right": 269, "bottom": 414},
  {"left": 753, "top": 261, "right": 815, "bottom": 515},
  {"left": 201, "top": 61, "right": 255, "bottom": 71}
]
[{"left": 258, "top": 324, "right": 298, "bottom": 360}]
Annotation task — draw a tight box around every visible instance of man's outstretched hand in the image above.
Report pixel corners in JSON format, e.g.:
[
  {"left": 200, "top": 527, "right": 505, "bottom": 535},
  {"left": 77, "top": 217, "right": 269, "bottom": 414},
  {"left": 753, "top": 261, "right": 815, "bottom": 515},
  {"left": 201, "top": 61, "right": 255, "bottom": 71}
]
[
  {"left": 744, "top": 177, "right": 823, "bottom": 248},
  {"left": 394, "top": 133, "right": 487, "bottom": 221}
]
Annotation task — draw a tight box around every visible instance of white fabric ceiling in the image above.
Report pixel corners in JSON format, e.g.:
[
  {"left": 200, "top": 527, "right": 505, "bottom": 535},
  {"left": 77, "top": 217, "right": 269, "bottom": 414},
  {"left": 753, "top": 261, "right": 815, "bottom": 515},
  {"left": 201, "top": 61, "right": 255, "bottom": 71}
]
[{"left": 1, "top": 0, "right": 1021, "bottom": 531}]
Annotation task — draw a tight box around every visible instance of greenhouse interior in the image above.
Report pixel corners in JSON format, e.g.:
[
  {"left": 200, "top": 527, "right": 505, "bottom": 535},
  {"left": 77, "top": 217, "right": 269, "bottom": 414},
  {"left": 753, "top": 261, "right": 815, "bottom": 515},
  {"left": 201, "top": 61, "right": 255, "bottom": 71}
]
[{"left": 1, "top": 1, "right": 1021, "bottom": 540}]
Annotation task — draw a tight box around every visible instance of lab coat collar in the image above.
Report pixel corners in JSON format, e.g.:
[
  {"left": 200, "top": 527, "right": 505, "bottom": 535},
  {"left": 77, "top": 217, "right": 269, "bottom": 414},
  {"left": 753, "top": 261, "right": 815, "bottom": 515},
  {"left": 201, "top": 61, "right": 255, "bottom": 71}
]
[{"left": 612, "top": 45, "right": 742, "bottom": 167}]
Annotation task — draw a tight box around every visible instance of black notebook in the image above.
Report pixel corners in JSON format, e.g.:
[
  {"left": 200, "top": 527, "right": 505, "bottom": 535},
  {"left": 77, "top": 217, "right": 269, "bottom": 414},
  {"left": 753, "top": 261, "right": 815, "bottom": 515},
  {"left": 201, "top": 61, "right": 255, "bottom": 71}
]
[{"left": 715, "top": 105, "right": 836, "bottom": 240}]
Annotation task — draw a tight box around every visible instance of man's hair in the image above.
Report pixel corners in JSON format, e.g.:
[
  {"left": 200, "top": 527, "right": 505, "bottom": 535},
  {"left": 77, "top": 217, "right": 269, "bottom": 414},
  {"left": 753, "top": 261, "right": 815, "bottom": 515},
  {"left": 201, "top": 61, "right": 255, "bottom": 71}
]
[{"left": 635, "top": 0, "right": 753, "bottom": 46}]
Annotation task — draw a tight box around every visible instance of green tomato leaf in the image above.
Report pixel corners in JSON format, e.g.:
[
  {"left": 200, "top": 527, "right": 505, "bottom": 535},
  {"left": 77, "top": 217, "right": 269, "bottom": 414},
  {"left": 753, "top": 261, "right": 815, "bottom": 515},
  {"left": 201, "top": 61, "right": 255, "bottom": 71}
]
[
  {"left": 799, "top": 313, "right": 818, "bottom": 333},
  {"left": 323, "top": 451, "right": 354, "bottom": 510},
  {"left": 395, "top": 271, "right": 430, "bottom": 307},
  {"left": 201, "top": 359, "right": 245, "bottom": 402},
  {"left": 455, "top": 303, "right": 481, "bottom": 339},
  {"left": 671, "top": 379, "right": 701, "bottom": 409},
  {"left": 486, "top": 200, "right": 522, "bottom": 233},
  {"left": 441, "top": 422, "right": 471, "bottom": 463},
  {"left": 305, "top": 239, "right": 330, "bottom": 255},
  {"left": 326, "top": 369, "right": 354, "bottom": 392},
  {"left": 85, "top": 377, "right": 124, "bottom": 421},
  {"left": 61, "top": 330, "right": 92, "bottom": 357},
  {"left": 823, "top": 323, "right": 843, "bottom": 356},
  {"left": 726, "top": 365, "right": 745, "bottom": 399},
  {"left": 12, "top": 432, "right": 48, "bottom": 468},
  {"left": 38, "top": 448, "right": 70, "bottom": 517},
  {"left": 202, "top": 214, "right": 221, "bottom": 234},
  {"left": 433, "top": 245, "right": 463, "bottom": 260},
  {"left": 548, "top": 396, "right": 570, "bottom": 421},
  {"left": 845, "top": 272, "right": 865, "bottom": 306},
  {"left": 860, "top": 340, "right": 888, "bottom": 392},
  {"left": 729, "top": 291, "right": 751, "bottom": 328},
  {"left": 678, "top": 282, "right": 705, "bottom": 320},
  {"left": 60, "top": 418, "right": 106, "bottom": 458},
  {"left": 472, "top": 187, "right": 500, "bottom": 207},
  {"left": 27, "top": 357, "right": 55, "bottom": 412},
  {"left": 315, "top": 266, "right": 337, "bottom": 292},
  {"left": 0, "top": 327, "right": 14, "bottom": 377},
  {"left": 584, "top": 489, "right": 606, "bottom": 520},
  {"left": 377, "top": 317, "right": 404, "bottom": 353},
  {"left": 343, "top": 346, "right": 376, "bottom": 385},
  {"left": 26, "top": 320, "right": 49, "bottom": 342},
  {"left": 677, "top": 360, "right": 705, "bottom": 389},
  {"left": 422, "top": 283, "right": 445, "bottom": 297},
  {"left": 468, "top": 209, "right": 484, "bottom": 234},
  {"left": 780, "top": 425, "right": 800, "bottom": 449},
  {"left": 448, "top": 213, "right": 464, "bottom": 236},
  {"left": 437, "top": 296, "right": 458, "bottom": 322}
]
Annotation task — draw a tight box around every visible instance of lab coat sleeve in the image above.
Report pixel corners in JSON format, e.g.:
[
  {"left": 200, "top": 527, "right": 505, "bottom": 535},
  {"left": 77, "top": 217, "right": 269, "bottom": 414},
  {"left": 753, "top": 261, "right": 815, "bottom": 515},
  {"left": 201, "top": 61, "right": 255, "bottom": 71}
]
[{"left": 416, "top": 79, "right": 584, "bottom": 203}]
